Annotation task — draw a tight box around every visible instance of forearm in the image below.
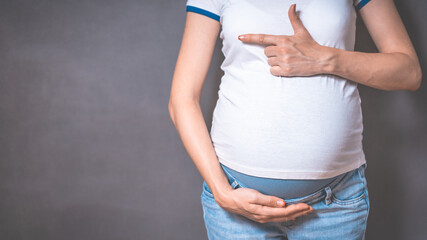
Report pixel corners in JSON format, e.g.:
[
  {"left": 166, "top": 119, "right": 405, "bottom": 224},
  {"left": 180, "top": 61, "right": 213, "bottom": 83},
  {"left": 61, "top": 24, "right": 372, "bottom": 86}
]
[
  {"left": 168, "top": 100, "right": 232, "bottom": 199},
  {"left": 321, "top": 46, "right": 422, "bottom": 91}
]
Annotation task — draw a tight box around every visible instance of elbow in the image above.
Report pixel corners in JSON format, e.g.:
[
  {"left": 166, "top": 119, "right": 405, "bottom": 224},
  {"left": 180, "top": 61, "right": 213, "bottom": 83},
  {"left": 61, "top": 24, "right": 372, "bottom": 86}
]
[
  {"left": 168, "top": 100, "right": 176, "bottom": 124},
  {"left": 408, "top": 65, "right": 422, "bottom": 91},
  {"left": 168, "top": 96, "right": 200, "bottom": 124}
]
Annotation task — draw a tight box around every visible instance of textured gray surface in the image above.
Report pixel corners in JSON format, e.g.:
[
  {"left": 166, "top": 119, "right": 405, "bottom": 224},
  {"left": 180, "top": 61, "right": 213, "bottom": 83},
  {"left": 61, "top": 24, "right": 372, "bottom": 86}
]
[{"left": 0, "top": 0, "right": 425, "bottom": 239}]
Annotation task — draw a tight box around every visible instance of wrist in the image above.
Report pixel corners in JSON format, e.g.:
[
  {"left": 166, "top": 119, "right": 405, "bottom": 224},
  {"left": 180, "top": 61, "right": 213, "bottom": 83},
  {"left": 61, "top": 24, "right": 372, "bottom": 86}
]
[
  {"left": 210, "top": 181, "right": 235, "bottom": 207},
  {"left": 212, "top": 183, "right": 233, "bottom": 201},
  {"left": 317, "top": 45, "right": 339, "bottom": 75},
  {"left": 215, "top": 187, "right": 241, "bottom": 210}
]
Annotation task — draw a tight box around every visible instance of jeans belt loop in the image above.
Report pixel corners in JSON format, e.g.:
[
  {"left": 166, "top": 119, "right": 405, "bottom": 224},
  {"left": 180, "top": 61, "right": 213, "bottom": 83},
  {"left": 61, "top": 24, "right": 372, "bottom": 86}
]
[
  {"left": 231, "top": 181, "right": 239, "bottom": 189},
  {"left": 324, "top": 186, "right": 332, "bottom": 205}
]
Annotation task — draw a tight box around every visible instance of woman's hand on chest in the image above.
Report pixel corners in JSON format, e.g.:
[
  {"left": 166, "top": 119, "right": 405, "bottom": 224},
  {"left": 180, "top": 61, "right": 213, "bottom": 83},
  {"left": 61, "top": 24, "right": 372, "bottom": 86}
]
[{"left": 237, "top": 4, "right": 334, "bottom": 77}]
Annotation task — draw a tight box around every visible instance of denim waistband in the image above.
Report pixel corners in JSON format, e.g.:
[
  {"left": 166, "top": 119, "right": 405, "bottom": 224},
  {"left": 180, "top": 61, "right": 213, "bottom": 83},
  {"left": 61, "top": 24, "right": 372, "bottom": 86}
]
[
  {"left": 221, "top": 163, "right": 366, "bottom": 206},
  {"left": 221, "top": 163, "right": 342, "bottom": 199}
]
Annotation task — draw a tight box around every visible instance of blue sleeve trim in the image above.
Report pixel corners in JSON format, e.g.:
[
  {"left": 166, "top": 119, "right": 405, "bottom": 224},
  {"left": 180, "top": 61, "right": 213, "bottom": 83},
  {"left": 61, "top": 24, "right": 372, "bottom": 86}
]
[
  {"left": 186, "top": 5, "right": 220, "bottom": 22},
  {"left": 355, "top": 0, "right": 371, "bottom": 11}
]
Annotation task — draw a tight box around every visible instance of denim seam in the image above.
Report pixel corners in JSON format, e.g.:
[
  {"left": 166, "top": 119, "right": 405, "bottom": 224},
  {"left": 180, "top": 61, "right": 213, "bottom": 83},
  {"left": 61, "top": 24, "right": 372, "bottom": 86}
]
[
  {"left": 330, "top": 164, "right": 368, "bottom": 206},
  {"left": 201, "top": 182, "right": 214, "bottom": 198},
  {"left": 361, "top": 164, "right": 370, "bottom": 239},
  {"left": 331, "top": 192, "right": 366, "bottom": 206},
  {"left": 361, "top": 189, "right": 370, "bottom": 240}
]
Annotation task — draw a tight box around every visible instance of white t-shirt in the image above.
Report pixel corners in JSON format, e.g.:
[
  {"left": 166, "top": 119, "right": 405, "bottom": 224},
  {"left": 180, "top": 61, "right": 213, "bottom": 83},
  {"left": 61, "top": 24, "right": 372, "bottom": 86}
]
[{"left": 185, "top": 0, "right": 371, "bottom": 179}]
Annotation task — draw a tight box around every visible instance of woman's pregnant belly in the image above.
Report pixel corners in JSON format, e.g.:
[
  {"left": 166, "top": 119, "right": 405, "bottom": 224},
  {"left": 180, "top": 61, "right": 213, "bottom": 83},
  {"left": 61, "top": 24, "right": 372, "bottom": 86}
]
[{"left": 210, "top": 72, "right": 365, "bottom": 179}]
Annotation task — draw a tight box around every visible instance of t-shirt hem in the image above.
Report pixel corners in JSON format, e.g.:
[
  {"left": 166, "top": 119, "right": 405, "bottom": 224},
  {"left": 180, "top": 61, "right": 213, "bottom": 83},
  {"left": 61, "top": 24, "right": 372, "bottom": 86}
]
[
  {"left": 354, "top": 0, "right": 371, "bottom": 11},
  {"left": 186, "top": 5, "right": 220, "bottom": 22},
  {"left": 218, "top": 155, "right": 366, "bottom": 180}
]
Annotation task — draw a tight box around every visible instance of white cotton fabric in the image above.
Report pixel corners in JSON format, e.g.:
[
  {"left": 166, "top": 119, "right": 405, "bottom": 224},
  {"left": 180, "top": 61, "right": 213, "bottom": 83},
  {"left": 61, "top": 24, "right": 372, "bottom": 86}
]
[{"left": 185, "top": 0, "right": 369, "bottom": 179}]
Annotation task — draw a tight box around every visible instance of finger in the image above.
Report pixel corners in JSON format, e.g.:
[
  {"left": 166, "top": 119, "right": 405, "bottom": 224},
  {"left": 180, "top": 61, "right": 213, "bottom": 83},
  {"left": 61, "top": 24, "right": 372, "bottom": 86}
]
[
  {"left": 248, "top": 192, "right": 286, "bottom": 207},
  {"left": 267, "top": 208, "right": 314, "bottom": 223},
  {"left": 265, "top": 209, "right": 313, "bottom": 223},
  {"left": 270, "top": 65, "right": 284, "bottom": 76},
  {"left": 264, "top": 46, "right": 279, "bottom": 57},
  {"left": 288, "top": 4, "right": 307, "bottom": 35},
  {"left": 267, "top": 57, "right": 280, "bottom": 66},
  {"left": 250, "top": 202, "right": 312, "bottom": 219},
  {"left": 238, "top": 34, "right": 278, "bottom": 45}
]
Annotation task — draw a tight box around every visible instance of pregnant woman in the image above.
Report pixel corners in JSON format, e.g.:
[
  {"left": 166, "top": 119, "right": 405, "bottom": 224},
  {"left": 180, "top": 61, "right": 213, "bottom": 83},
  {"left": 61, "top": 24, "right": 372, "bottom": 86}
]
[{"left": 168, "top": 0, "right": 422, "bottom": 239}]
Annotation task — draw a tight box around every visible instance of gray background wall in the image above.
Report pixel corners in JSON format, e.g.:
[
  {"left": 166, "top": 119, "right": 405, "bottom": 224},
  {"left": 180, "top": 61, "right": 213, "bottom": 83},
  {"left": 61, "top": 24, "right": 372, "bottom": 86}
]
[{"left": 0, "top": 0, "right": 425, "bottom": 239}]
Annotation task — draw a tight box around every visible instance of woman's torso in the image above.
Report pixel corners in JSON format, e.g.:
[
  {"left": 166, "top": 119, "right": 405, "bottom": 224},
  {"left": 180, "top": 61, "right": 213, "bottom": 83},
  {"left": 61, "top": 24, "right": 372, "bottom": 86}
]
[{"left": 209, "top": 0, "right": 366, "bottom": 179}]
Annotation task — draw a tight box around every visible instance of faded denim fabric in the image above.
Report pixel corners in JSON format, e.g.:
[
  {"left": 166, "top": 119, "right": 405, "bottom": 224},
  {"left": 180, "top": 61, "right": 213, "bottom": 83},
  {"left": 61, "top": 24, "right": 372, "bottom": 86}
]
[{"left": 200, "top": 164, "right": 369, "bottom": 240}]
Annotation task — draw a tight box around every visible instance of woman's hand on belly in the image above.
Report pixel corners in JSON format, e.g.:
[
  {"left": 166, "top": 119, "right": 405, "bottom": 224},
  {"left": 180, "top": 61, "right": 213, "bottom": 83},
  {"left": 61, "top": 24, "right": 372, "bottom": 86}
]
[{"left": 215, "top": 187, "right": 314, "bottom": 223}]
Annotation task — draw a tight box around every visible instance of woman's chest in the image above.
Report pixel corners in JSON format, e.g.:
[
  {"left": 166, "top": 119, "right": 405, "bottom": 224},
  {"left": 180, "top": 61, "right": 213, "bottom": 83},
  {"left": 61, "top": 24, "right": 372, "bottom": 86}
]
[{"left": 220, "top": 0, "right": 357, "bottom": 48}]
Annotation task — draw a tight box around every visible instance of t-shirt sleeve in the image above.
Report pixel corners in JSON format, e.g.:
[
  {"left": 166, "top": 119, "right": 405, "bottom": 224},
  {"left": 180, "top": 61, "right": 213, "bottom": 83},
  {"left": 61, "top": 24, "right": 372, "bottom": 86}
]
[
  {"left": 353, "top": 0, "right": 371, "bottom": 11},
  {"left": 185, "top": 0, "right": 223, "bottom": 22}
]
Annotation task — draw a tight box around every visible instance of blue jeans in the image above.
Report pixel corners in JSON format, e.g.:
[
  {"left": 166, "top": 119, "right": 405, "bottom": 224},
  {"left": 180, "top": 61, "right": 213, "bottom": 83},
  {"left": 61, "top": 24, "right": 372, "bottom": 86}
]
[{"left": 200, "top": 164, "right": 370, "bottom": 240}]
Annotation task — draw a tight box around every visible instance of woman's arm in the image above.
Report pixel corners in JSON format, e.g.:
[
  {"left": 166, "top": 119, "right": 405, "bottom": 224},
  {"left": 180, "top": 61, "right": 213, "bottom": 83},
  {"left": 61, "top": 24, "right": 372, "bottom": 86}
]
[
  {"left": 238, "top": 1, "right": 422, "bottom": 91},
  {"left": 168, "top": 12, "right": 313, "bottom": 223},
  {"left": 324, "top": 0, "right": 422, "bottom": 91},
  {"left": 168, "top": 12, "right": 232, "bottom": 200}
]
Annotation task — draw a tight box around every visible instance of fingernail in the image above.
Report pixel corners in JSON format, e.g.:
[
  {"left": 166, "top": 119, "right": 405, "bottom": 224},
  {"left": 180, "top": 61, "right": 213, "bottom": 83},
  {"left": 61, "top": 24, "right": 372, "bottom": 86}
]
[
  {"left": 277, "top": 200, "right": 284, "bottom": 206},
  {"left": 238, "top": 35, "right": 245, "bottom": 40}
]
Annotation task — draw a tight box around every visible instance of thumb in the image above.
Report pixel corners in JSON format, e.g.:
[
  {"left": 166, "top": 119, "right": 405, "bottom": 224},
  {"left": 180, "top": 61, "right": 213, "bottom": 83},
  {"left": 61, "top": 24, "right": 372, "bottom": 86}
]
[{"left": 288, "top": 4, "right": 307, "bottom": 35}]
